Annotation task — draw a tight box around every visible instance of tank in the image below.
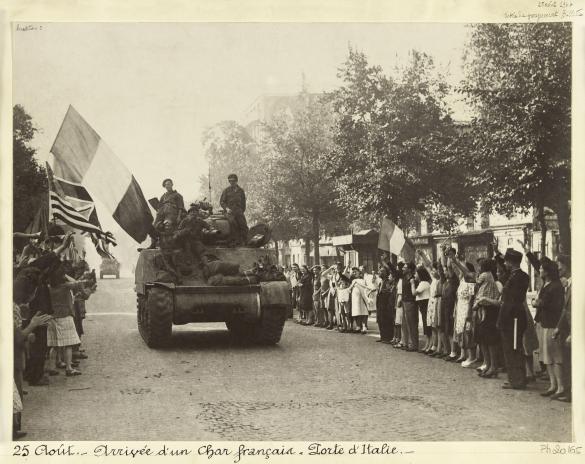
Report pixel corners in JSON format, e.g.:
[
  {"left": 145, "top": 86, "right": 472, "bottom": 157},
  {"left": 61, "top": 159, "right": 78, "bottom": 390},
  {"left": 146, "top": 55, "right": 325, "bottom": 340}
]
[
  {"left": 100, "top": 257, "right": 120, "bottom": 279},
  {"left": 134, "top": 216, "right": 290, "bottom": 348}
]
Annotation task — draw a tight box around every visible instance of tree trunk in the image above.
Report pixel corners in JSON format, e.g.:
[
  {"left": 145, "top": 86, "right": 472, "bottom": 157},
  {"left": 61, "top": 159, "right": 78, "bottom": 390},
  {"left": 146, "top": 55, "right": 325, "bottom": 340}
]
[
  {"left": 273, "top": 239, "right": 279, "bottom": 266},
  {"left": 554, "top": 199, "right": 571, "bottom": 255},
  {"left": 538, "top": 204, "right": 547, "bottom": 257},
  {"left": 312, "top": 210, "right": 320, "bottom": 266},
  {"left": 304, "top": 236, "right": 311, "bottom": 266}
]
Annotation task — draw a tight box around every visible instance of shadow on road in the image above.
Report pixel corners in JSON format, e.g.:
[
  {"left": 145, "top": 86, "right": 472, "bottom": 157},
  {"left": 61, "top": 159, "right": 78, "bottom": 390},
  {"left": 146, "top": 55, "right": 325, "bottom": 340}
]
[{"left": 151, "top": 328, "right": 286, "bottom": 354}]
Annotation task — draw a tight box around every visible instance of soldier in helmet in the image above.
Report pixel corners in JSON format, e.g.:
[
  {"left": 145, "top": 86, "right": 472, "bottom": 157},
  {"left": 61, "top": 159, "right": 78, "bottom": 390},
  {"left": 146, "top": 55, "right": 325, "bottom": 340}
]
[{"left": 220, "top": 174, "right": 248, "bottom": 245}]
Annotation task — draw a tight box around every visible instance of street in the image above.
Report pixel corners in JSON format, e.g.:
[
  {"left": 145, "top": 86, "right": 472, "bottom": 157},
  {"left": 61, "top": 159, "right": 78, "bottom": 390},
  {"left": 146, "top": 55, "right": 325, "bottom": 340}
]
[{"left": 23, "top": 278, "right": 571, "bottom": 442}]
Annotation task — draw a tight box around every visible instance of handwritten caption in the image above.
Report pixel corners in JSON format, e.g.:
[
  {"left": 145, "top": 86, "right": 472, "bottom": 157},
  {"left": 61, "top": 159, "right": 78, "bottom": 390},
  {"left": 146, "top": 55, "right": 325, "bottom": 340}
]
[
  {"left": 540, "top": 444, "right": 582, "bottom": 455},
  {"left": 15, "top": 24, "right": 43, "bottom": 32},
  {"left": 14, "top": 442, "right": 413, "bottom": 462},
  {"left": 505, "top": 1, "right": 583, "bottom": 20}
]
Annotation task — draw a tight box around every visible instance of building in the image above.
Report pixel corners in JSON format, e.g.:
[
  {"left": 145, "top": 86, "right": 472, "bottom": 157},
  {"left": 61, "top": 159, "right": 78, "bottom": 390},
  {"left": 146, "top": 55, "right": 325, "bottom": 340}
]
[
  {"left": 278, "top": 237, "right": 339, "bottom": 268},
  {"left": 242, "top": 93, "right": 321, "bottom": 145}
]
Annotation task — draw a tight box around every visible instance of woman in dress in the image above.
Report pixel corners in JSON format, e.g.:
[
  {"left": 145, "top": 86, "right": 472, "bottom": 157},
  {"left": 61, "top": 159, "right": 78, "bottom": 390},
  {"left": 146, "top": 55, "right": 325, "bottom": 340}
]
[
  {"left": 533, "top": 260, "right": 566, "bottom": 398},
  {"left": 416, "top": 250, "right": 443, "bottom": 355},
  {"left": 440, "top": 248, "right": 460, "bottom": 361},
  {"left": 414, "top": 266, "right": 432, "bottom": 353},
  {"left": 375, "top": 266, "right": 397, "bottom": 343},
  {"left": 450, "top": 255, "right": 477, "bottom": 366},
  {"left": 349, "top": 269, "right": 370, "bottom": 334},
  {"left": 47, "top": 265, "right": 93, "bottom": 376},
  {"left": 474, "top": 259, "right": 501, "bottom": 378},
  {"left": 298, "top": 265, "right": 314, "bottom": 325}
]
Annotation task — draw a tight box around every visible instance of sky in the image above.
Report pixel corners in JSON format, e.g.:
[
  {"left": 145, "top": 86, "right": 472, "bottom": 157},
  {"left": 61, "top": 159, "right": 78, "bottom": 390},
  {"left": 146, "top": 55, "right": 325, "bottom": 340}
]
[{"left": 13, "top": 22, "right": 471, "bottom": 269}]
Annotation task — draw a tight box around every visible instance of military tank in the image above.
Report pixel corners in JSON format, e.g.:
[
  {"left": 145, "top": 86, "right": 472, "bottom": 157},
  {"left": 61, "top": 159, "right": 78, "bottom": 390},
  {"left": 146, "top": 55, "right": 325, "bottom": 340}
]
[{"left": 134, "top": 211, "right": 290, "bottom": 348}]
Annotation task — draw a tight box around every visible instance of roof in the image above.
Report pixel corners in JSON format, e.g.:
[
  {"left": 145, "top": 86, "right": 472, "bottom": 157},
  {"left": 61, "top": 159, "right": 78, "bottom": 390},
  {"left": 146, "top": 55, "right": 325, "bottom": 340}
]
[{"left": 332, "top": 230, "right": 379, "bottom": 247}]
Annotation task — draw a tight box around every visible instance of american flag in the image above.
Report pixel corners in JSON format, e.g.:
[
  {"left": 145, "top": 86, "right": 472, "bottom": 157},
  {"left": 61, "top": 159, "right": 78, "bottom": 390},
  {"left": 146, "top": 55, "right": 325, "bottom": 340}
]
[{"left": 47, "top": 163, "right": 117, "bottom": 254}]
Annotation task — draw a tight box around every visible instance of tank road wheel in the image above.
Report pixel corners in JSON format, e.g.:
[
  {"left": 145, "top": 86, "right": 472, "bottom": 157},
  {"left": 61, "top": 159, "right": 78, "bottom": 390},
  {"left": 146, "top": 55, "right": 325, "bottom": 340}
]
[
  {"left": 225, "top": 320, "right": 256, "bottom": 342},
  {"left": 139, "top": 287, "right": 173, "bottom": 348},
  {"left": 137, "top": 294, "right": 146, "bottom": 339},
  {"left": 253, "top": 305, "right": 287, "bottom": 345}
]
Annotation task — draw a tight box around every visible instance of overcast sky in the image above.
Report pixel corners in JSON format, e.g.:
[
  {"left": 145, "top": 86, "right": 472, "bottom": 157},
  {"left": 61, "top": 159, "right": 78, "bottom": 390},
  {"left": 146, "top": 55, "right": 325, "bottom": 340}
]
[{"left": 13, "top": 22, "right": 471, "bottom": 267}]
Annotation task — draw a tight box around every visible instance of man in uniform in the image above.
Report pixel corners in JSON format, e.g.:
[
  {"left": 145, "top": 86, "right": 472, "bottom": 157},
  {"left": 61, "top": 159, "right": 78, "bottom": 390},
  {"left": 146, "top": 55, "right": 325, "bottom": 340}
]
[
  {"left": 153, "top": 178, "right": 185, "bottom": 231},
  {"left": 220, "top": 174, "right": 248, "bottom": 245},
  {"left": 497, "top": 248, "right": 530, "bottom": 390}
]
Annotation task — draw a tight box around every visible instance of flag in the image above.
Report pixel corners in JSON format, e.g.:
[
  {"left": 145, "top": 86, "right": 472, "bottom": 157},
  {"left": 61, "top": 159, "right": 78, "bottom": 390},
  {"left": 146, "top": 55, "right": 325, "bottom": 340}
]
[
  {"left": 48, "top": 165, "right": 117, "bottom": 246},
  {"left": 47, "top": 164, "right": 116, "bottom": 244},
  {"left": 51, "top": 106, "right": 153, "bottom": 243},
  {"left": 89, "top": 233, "right": 115, "bottom": 260},
  {"left": 378, "top": 216, "right": 415, "bottom": 262}
]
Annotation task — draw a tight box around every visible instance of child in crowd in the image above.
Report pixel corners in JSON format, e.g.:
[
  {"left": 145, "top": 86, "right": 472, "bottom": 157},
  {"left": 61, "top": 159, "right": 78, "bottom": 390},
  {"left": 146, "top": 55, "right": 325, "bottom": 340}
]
[{"left": 47, "top": 268, "right": 92, "bottom": 376}]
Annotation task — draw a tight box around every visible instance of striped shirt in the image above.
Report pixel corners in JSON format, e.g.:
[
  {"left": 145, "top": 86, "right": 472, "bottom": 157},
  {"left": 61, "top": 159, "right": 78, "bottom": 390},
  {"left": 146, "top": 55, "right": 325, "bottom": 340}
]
[{"left": 475, "top": 272, "right": 500, "bottom": 302}]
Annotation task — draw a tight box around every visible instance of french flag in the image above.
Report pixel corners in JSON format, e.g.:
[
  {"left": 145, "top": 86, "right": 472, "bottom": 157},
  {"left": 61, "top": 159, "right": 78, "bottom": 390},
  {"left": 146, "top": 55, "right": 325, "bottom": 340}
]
[
  {"left": 50, "top": 106, "right": 153, "bottom": 243},
  {"left": 377, "top": 216, "right": 415, "bottom": 262}
]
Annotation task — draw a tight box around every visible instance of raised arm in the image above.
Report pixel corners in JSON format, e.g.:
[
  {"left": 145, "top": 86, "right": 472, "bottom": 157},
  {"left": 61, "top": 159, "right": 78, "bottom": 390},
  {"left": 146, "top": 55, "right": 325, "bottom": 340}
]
[
  {"left": 416, "top": 249, "right": 433, "bottom": 275},
  {"left": 53, "top": 232, "right": 75, "bottom": 256},
  {"left": 515, "top": 240, "right": 541, "bottom": 272},
  {"left": 13, "top": 231, "right": 42, "bottom": 239}
]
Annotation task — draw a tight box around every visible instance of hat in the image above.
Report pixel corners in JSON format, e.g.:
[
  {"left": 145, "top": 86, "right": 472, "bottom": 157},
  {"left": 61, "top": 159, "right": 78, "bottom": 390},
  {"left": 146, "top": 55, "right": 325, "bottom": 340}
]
[
  {"left": 228, "top": 174, "right": 238, "bottom": 181},
  {"left": 504, "top": 248, "right": 522, "bottom": 264},
  {"left": 162, "top": 178, "right": 173, "bottom": 187}
]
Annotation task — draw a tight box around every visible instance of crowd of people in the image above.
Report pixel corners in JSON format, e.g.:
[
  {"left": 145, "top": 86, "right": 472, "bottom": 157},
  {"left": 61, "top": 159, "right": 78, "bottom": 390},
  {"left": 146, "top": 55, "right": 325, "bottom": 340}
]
[
  {"left": 12, "top": 226, "right": 97, "bottom": 440},
  {"left": 284, "top": 240, "right": 572, "bottom": 401}
]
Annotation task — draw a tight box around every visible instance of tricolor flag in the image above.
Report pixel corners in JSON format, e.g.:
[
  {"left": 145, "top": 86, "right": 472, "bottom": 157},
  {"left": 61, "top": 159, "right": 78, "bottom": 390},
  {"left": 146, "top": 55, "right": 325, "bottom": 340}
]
[
  {"left": 47, "top": 163, "right": 115, "bottom": 245},
  {"left": 50, "top": 106, "right": 153, "bottom": 243},
  {"left": 377, "top": 217, "right": 415, "bottom": 262}
]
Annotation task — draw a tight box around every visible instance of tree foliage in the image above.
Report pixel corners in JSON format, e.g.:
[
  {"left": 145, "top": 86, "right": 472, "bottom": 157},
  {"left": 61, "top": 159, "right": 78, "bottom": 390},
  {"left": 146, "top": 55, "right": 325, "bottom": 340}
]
[
  {"left": 13, "top": 104, "right": 47, "bottom": 233},
  {"left": 259, "top": 92, "right": 346, "bottom": 259},
  {"left": 327, "top": 48, "right": 475, "bottom": 233},
  {"left": 200, "top": 121, "right": 262, "bottom": 221},
  {"left": 459, "top": 23, "right": 571, "bottom": 252}
]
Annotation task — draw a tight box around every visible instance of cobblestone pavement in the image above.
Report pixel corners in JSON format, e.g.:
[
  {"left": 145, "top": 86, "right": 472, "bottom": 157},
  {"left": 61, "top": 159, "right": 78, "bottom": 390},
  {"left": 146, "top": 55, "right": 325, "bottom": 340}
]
[{"left": 22, "top": 278, "right": 572, "bottom": 441}]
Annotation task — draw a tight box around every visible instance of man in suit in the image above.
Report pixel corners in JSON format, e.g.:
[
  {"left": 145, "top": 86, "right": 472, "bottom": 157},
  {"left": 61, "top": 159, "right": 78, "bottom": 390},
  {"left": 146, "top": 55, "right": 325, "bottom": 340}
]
[{"left": 498, "top": 248, "right": 530, "bottom": 389}]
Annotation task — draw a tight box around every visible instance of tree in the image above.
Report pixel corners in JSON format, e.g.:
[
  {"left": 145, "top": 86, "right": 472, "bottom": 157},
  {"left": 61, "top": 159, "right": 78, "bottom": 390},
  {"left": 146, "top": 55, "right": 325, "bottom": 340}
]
[
  {"left": 459, "top": 23, "right": 571, "bottom": 253},
  {"left": 327, "top": 48, "right": 475, "bottom": 234},
  {"left": 13, "top": 105, "right": 47, "bottom": 234},
  {"left": 260, "top": 92, "right": 346, "bottom": 263}
]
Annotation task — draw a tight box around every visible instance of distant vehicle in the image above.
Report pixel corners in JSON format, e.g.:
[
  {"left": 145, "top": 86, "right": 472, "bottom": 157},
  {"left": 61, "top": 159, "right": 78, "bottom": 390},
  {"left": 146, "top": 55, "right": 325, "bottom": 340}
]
[{"left": 100, "top": 258, "right": 120, "bottom": 279}]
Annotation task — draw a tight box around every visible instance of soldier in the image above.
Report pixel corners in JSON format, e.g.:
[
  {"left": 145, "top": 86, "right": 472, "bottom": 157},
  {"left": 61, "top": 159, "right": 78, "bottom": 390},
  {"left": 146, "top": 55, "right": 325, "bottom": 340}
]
[
  {"left": 220, "top": 174, "right": 248, "bottom": 245},
  {"left": 175, "top": 202, "right": 217, "bottom": 264},
  {"left": 153, "top": 178, "right": 185, "bottom": 231}
]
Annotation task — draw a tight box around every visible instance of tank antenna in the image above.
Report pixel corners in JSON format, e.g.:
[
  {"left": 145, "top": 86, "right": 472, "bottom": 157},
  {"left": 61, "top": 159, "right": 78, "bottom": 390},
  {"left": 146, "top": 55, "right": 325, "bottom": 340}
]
[{"left": 208, "top": 162, "right": 212, "bottom": 206}]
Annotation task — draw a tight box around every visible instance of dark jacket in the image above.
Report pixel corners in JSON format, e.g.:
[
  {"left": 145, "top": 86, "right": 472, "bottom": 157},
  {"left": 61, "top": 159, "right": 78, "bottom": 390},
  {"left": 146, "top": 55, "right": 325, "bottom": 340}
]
[
  {"left": 377, "top": 278, "right": 397, "bottom": 312},
  {"left": 557, "top": 279, "right": 571, "bottom": 336},
  {"left": 160, "top": 190, "right": 184, "bottom": 211},
  {"left": 498, "top": 268, "right": 529, "bottom": 327},
  {"left": 401, "top": 277, "right": 416, "bottom": 303},
  {"left": 534, "top": 279, "right": 565, "bottom": 329},
  {"left": 299, "top": 271, "right": 314, "bottom": 311},
  {"left": 220, "top": 185, "right": 246, "bottom": 212}
]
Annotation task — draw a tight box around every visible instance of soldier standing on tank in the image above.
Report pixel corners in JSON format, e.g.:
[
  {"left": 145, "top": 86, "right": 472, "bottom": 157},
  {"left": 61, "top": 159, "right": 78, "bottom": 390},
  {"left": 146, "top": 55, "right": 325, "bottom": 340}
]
[
  {"left": 220, "top": 174, "right": 248, "bottom": 245},
  {"left": 153, "top": 178, "right": 185, "bottom": 231}
]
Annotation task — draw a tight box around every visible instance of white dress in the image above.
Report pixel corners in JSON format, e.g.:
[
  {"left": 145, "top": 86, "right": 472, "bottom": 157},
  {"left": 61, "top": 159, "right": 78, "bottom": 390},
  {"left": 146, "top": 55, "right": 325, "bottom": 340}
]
[
  {"left": 454, "top": 281, "right": 476, "bottom": 336},
  {"left": 427, "top": 278, "right": 439, "bottom": 328},
  {"left": 350, "top": 278, "right": 370, "bottom": 317},
  {"left": 365, "top": 274, "right": 379, "bottom": 313}
]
